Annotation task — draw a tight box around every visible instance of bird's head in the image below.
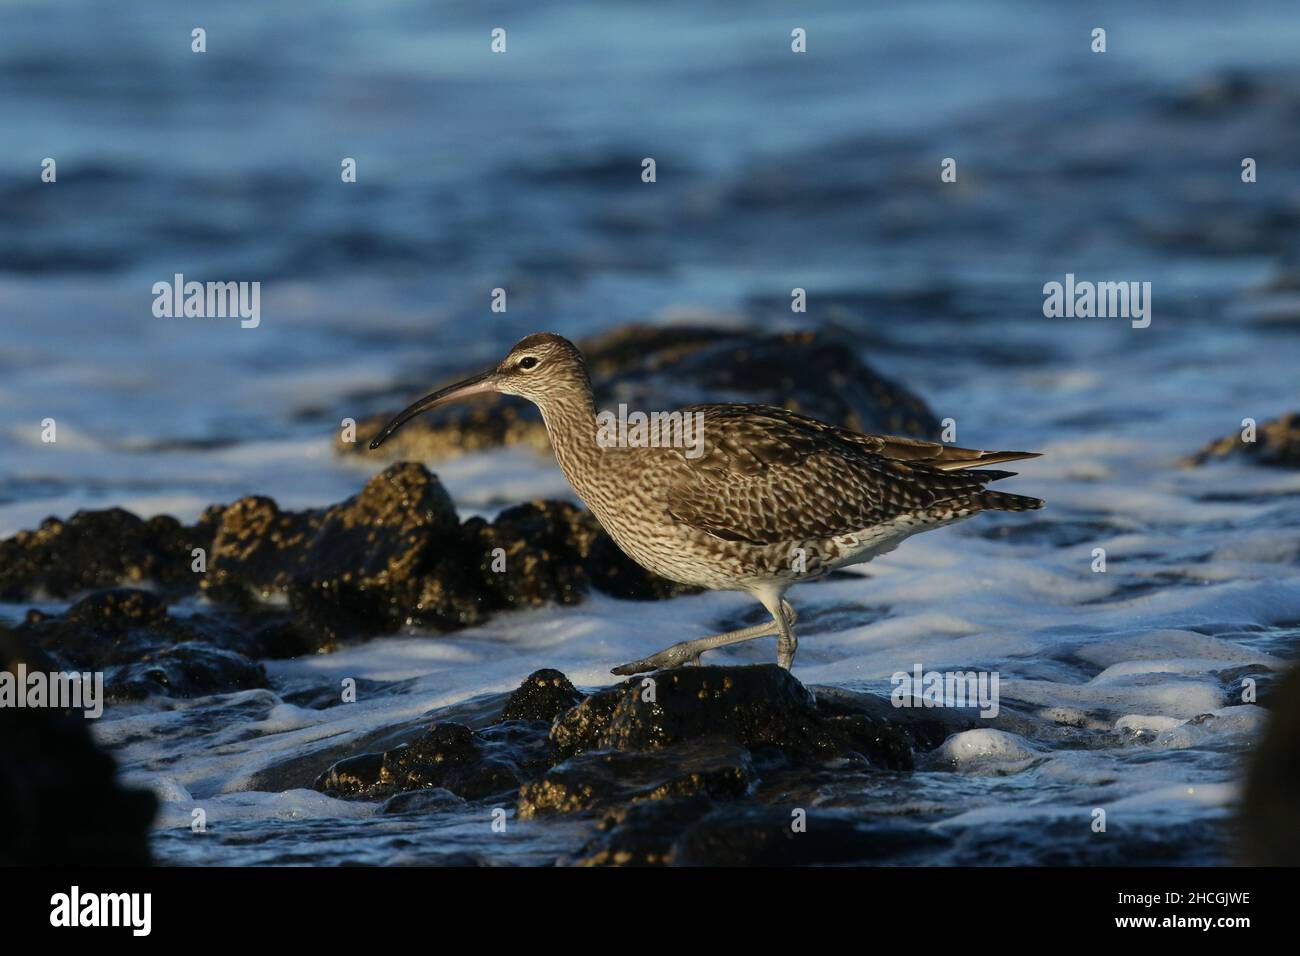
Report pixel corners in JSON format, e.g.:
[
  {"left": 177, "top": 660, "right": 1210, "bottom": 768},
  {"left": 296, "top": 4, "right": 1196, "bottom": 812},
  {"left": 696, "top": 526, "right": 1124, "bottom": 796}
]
[{"left": 368, "top": 332, "right": 589, "bottom": 449}]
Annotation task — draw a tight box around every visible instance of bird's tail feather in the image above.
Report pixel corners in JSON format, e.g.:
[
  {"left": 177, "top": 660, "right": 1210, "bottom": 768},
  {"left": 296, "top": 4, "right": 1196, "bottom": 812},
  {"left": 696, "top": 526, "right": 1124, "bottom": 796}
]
[
  {"left": 976, "top": 490, "right": 1045, "bottom": 512},
  {"left": 928, "top": 447, "right": 1041, "bottom": 470},
  {"left": 871, "top": 436, "right": 1041, "bottom": 471}
]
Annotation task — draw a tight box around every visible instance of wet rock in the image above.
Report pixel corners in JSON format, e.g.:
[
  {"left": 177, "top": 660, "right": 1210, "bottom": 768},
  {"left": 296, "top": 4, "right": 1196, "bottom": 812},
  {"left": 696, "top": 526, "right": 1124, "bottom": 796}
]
[
  {"left": 253, "top": 686, "right": 520, "bottom": 794},
  {"left": 380, "top": 723, "right": 481, "bottom": 788},
  {"left": 462, "top": 501, "right": 596, "bottom": 609},
  {"left": 108, "top": 643, "right": 269, "bottom": 700},
  {"left": 1185, "top": 412, "right": 1300, "bottom": 467},
  {"left": 500, "top": 668, "right": 584, "bottom": 723},
  {"left": 309, "top": 666, "right": 925, "bottom": 862},
  {"left": 202, "top": 495, "right": 313, "bottom": 600},
  {"left": 669, "top": 806, "right": 947, "bottom": 866},
  {"left": 10, "top": 588, "right": 268, "bottom": 700},
  {"left": 380, "top": 788, "right": 467, "bottom": 815},
  {"left": 221, "top": 607, "right": 339, "bottom": 659},
  {"left": 318, "top": 718, "right": 552, "bottom": 802},
  {"left": 574, "top": 795, "right": 715, "bottom": 866},
  {"left": 350, "top": 325, "right": 939, "bottom": 464},
  {"left": 518, "top": 741, "right": 753, "bottom": 818},
  {"left": 552, "top": 664, "right": 914, "bottom": 769},
  {"left": 819, "top": 713, "right": 914, "bottom": 770},
  {"left": 314, "top": 752, "right": 385, "bottom": 796},
  {"left": 549, "top": 681, "right": 625, "bottom": 758},
  {"left": 0, "top": 632, "right": 157, "bottom": 864},
  {"left": 65, "top": 586, "right": 171, "bottom": 631},
  {"left": 811, "top": 684, "right": 980, "bottom": 752},
  {"left": 0, "top": 506, "right": 219, "bottom": 601},
  {"left": 205, "top": 463, "right": 477, "bottom": 633}
]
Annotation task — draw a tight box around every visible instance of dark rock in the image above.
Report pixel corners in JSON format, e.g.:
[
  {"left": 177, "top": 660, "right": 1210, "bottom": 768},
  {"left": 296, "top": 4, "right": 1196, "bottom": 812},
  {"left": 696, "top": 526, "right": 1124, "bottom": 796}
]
[
  {"left": 518, "top": 741, "right": 753, "bottom": 818},
  {"left": 318, "top": 718, "right": 552, "bottom": 803},
  {"left": 230, "top": 608, "right": 338, "bottom": 659},
  {"left": 500, "top": 668, "right": 584, "bottom": 723},
  {"left": 380, "top": 723, "right": 481, "bottom": 789},
  {"left": 10, "top": 588, "right": 268, "bottom": 700},
  {"left": 1185, "top": 412, "right": 1300, "bottom": 467},
  {"left": 573, "top": 795, "right": 715, "bottom": 866},
  {"left": 350, "top": 325, "right": 939, "bottom": 464},
  {"left": 552, "top": 664, "right": 914, "bottom": 769},
  {"left": 818, "top": 714, "right": 914, "bottom": 770},
  {"left": 462, "top": 501, "right": 596, "bottom": 609},
  {"left": 670, "top": 806, "right": 947, "bottom": 866},
  {"left": 811, "top": 684, "right": 981, "bottom": 751},
  {"left": 0, "top": 632, "right": 156, "bottom": 864},
  {"left": 591, "top": 665, "right": 821, "bottom": 754},
  {"left": 107, "top": 643, "right": 269, "bottom": 699},
  {"left": 65, "top": 587, "right": 171, "bottom": 631},
  {"left": 205, "top": 463, "right": 474, "bottom": 633},
  {"left": 380, "top": 788, "right": 467, "bottom": 815},
  {"left": 0, "top": 507, "right": 218, "bottom": 601},
  {"left": 314, "top": 752, "right": 385, "bottom": 796},
  {"left": 203, "top": 495, "right": 312, "bottom": 601},
  {"left": 550, "top": 681, "right": 623, "bottom": 759}
]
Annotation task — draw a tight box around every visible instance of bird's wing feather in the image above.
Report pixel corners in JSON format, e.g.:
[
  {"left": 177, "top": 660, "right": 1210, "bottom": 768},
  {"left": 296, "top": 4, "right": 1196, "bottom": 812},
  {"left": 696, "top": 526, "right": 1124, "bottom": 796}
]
[{"left": 663, "top": 404, "right": 1031, "bottom": 545}]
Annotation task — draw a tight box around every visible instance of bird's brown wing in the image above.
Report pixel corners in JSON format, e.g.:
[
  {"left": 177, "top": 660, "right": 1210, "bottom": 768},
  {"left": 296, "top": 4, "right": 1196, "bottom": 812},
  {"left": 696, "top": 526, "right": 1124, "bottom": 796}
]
[{"left": 663, "top": 404, "right": 1035, "bottom": 545}]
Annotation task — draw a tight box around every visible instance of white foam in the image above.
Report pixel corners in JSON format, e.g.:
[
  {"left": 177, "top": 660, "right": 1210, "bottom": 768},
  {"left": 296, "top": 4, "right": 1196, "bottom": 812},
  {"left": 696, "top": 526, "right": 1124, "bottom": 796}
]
[
  {"left": 931, "top": 729, "right": 1042, "bottom": 773},
  {"left": 1115, "top": 714, "right": 1184, "bottom": 735},
  {"left": 1152, "top": 706, "right": 1270, "bottom": 750}
]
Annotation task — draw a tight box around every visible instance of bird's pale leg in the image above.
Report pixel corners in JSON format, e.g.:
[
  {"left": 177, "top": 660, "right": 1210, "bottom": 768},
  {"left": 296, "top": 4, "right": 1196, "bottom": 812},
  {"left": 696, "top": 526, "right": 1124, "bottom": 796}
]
[
  {"left": 611, "top": 601, "right": 796, "bottom": 676},
  {"left": 758, "top": 591, "right": 798, "bottom": 670}
]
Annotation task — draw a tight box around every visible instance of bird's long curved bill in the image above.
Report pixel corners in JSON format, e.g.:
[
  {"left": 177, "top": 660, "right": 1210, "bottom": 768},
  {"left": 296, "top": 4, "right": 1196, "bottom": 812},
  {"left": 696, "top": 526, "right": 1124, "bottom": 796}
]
[{"left": 368, "top": 370, "right": 496, "bottom": 449}]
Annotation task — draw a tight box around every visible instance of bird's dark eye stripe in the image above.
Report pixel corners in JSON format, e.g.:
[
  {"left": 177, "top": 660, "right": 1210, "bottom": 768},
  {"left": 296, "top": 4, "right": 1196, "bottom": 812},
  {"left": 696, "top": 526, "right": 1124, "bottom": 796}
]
[{"left": 519, "top": 356, "right": 539, "bottom": 369}]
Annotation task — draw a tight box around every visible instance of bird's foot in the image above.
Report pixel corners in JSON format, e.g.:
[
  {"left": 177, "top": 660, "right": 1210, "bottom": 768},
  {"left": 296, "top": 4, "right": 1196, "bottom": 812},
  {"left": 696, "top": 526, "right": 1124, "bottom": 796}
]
[
  {"left": 611, "top": 641, "right": 703, "bottom": 675},
  {"left": 608, "top": 608, "right": 790, "bottom": 676}
]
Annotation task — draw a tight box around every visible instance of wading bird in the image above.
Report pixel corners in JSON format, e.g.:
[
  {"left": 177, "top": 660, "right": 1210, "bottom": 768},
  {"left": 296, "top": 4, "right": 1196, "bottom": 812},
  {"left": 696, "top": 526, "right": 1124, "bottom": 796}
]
[{"left": 370, "top": 333, "right": 1042, "bottom": 674}]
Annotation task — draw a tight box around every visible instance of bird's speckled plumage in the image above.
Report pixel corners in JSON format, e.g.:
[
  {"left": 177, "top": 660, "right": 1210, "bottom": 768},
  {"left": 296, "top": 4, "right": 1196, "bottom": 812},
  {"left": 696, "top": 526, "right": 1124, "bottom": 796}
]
[{"left": 371, "top": 332, "right": 1044, "bottom": 672}]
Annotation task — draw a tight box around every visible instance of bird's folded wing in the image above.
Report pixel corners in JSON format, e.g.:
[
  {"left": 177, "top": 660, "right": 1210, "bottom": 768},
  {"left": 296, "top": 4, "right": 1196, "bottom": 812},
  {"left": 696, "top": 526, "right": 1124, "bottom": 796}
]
[{"left": 663, "top": 404, "right": 1024, "bottom": 545}]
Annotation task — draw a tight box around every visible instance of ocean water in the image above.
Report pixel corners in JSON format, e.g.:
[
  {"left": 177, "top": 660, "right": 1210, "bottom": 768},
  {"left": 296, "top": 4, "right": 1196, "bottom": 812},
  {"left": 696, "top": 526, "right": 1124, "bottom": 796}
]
[{"left": 2, "top": 0, "right": 1299, "bottom": 864}]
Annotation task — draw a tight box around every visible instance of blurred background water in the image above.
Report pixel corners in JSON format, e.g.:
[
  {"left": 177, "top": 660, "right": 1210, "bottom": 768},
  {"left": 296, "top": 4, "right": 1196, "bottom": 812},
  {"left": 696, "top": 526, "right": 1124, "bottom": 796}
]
[{"left": 2, "top": 0, "right": 1300, "bottom": 865}]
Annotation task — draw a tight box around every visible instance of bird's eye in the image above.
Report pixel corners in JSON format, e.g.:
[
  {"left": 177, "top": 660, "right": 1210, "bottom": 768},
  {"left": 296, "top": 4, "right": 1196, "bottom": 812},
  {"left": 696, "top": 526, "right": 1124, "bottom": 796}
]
[{"left": 518, "top": 356, "right": 539, "bottom": 370}]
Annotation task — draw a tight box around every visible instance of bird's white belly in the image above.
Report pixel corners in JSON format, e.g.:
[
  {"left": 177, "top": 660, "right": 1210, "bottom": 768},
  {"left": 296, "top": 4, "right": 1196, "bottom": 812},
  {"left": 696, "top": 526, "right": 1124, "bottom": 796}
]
[{"left": 825, "top": 512, "right": 967, "bottom": 570}]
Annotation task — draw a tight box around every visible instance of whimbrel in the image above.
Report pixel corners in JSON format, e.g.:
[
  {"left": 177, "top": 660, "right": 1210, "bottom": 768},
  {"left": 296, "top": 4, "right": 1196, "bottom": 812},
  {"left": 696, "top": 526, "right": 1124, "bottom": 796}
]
[{"left": 370, "top": 333, "right": 1043, "bottom": 674}]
